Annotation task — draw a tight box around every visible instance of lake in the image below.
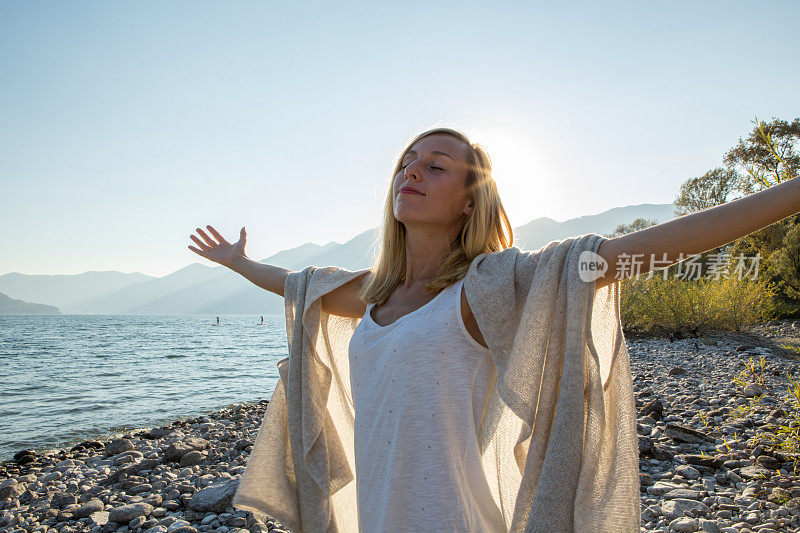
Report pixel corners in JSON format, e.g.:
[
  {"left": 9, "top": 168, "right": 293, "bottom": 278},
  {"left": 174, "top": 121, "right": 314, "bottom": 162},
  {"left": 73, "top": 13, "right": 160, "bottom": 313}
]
[{"left": 0, "top": 314, "right": 287, "bottom": 462}]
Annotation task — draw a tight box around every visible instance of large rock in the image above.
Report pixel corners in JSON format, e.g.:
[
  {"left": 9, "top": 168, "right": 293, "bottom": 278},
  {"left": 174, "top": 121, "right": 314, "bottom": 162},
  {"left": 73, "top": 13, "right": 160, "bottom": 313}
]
[
  {"left": 108, "top": 502, "right": 154, "bottom": 523},
  {"left": 74, "top": 499, "right": 104, "bottom": 518},
  {"left": 666, "top": 423, "right": 712, "bottom": 444},
  {"left": 675, "top": 464, "right": 702, "bottom": 480},
  {"left": 755, "top": 454, "right": 782, "bottom": 470},
  {"left": 145, "top": 427, "right": 172, "bottom": 439},
  {"left": 180, "top": 450, "right": 206, "bottom": 467},
  {"left": 661, "top": 498, "right": 711, "bottom": 520},
  {"left": 51, "top": 492, "right": 78, "bottom": 508},
  {"left": 663, "top": 488, "right": 703, "bottom": 500},
  {"left": 13, "top": 449, "right": 37, "bottom": 464},
  {"left": 188, "top": 479, "right": 239, "bottom": 513},
  {"left": 0, "top": 482, "right": 25, "bottom": 501},
  {"left": 54, "top": 459, "right": 79, "bottom": 471},
  {"left": 640, "top": 398, "right": 663, "bottom": 420},
  {"left": 651, "top": 445, "right": 675, "bottom": 461},
  {"left": 743, "top": 384, "right": 763, "bottom": 397},
  {"left": 647, "top": 481, "right": 684, "bottom": 496},
  {"left": 164, "top": 437, "right": 209, "bottom": 462},
  {"left": 682, "top": 454, "right": 725, "bottom": 470},
  {"left": 669, "top": 516, "right": 699, "bottom": 532},
  {"left": 739, "top": 464, "right": 772, "bottom": 480},
  {"left": 698, "top": 518, "right": 720, "bottom": 533},
  {"left": 90, "top": 510, "right": 110, "bottom": 525},
  {"left": 105, "top": 438, "right": 134, "bottom": 455}
]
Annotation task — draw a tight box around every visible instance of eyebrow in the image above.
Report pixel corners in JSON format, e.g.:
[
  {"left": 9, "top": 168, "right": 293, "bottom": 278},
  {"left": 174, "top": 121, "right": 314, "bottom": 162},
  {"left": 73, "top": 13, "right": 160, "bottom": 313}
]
[{"left": 403, "top": 149, "right": 455, "bottom": 161}]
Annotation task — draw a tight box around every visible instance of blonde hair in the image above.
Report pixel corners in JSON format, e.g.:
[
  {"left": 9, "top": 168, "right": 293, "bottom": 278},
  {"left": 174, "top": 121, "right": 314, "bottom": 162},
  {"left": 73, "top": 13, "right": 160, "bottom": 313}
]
[{"left": 359, "top": 127, "right": 514, "bottom": 305}]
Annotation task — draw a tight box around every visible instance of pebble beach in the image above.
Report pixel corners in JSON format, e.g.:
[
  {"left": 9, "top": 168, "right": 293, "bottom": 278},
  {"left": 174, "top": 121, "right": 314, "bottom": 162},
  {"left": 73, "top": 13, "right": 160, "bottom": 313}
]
[{"left": 3, "top": 319, "right": 800, "bottom": 533}]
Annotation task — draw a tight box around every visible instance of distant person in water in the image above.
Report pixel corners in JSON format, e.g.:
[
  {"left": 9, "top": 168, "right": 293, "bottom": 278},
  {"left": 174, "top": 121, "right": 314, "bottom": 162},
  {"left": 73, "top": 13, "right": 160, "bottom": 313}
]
[{"left": 216, "top": 316, "right": 220, "bottom": 325}]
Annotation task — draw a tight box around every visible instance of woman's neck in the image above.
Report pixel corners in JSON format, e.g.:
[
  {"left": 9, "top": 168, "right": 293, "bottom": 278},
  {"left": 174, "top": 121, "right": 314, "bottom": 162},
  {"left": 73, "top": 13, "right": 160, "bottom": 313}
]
[{"left": 402, "top": 226, "right": 454, "bottom": 289}]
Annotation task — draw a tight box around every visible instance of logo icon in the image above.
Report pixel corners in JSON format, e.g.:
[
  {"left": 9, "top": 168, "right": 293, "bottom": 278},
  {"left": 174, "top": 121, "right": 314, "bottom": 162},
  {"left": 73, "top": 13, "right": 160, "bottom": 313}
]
[{"left": 578, "top": 251, "right": 608, "bottom": 282}]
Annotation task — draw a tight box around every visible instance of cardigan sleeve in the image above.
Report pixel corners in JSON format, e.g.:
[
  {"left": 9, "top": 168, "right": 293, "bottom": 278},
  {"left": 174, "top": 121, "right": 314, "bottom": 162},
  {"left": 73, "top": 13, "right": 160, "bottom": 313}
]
[
  {"left": 463, "top": 233, "right": 639, "bottom": 532},
  {"left": 233, "top": 265, "right": 368, "bottom": 532},
  {"left": 231, "top": 356, "right": 301, "bottom": 531}
]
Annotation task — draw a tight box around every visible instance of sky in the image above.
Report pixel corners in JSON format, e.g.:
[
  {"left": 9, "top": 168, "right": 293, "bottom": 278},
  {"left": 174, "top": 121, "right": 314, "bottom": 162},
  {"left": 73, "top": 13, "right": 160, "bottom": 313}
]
[{"left": 1, "top": 1, "right": 798, "bottom": 277}]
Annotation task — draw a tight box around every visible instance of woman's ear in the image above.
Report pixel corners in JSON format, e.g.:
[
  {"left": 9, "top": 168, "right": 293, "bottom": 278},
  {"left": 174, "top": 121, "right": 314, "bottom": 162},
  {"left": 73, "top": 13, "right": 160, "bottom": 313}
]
[{"left": 464, "top": 199, "right": 474, "bottom": 217}]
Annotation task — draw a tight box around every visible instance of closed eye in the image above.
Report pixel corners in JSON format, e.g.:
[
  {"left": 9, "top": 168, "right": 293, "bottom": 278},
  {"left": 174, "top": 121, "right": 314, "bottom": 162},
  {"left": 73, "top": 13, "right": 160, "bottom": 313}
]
[{"left": 399, "top": 164, "right": 445, "bottom": 171}]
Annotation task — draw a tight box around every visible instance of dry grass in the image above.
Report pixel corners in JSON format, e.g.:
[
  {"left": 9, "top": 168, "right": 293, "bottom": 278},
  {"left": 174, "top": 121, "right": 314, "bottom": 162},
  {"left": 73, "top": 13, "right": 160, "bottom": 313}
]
[{"left": 620, "top": 274, "right": 777, "bottom": 334}]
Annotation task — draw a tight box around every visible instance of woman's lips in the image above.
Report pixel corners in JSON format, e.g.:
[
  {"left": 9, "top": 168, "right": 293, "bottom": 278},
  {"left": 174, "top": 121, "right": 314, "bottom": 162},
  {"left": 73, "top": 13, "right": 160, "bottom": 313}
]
[{"left": 400, "top": 188, "right": 424, "bottom": 196}]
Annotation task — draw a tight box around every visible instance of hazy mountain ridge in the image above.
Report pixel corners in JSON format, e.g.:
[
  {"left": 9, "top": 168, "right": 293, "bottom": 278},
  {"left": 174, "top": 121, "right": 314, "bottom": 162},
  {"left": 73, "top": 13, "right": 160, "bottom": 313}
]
[
  {"left": 2, "top": 203, "right": 675, "bottom": 314},
  {"left": 0, "top": 291, "right": 61, "bottom": 315},
  {"left": 0, "top": 271, "right": 153, "bottom": 313},
  {"left": 514, "top": 203, "right": 675, "bottom": 250}
]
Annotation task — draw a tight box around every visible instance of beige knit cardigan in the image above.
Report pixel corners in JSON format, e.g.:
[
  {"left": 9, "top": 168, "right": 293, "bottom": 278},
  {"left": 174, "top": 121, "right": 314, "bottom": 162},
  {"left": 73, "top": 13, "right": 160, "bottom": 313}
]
[{"left": 232, "top": 233, "right": 640, "bottom": 532}]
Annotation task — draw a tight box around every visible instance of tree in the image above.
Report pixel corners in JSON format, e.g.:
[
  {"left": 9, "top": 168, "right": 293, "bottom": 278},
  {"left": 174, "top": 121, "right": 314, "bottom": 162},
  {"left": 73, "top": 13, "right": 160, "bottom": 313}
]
[
  {"left": 725, "top": 116, "right": 800, "bottom": 307},
  {"left": 607, "top": 218, "right": 658, "bottom": 238},
  {"left": 673, "top": 167, "right": 739, "bottom": 217},
  {"left": 724, "top": 116, "right": 800, "bottom": 193},
  {"left": 770, "top": 223, "right": 800, "bottom": 300}
]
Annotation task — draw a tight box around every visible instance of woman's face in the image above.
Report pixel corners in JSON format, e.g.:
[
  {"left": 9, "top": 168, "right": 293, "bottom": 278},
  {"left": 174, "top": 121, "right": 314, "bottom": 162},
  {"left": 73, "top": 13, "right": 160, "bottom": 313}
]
[{"left": 392, "top": 134, "right": 474, "bottom": 233}]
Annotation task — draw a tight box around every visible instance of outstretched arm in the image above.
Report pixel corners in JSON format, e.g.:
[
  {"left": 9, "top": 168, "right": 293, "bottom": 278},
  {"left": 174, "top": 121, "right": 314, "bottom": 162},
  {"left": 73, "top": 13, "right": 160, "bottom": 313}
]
[
  {"left": 593, "top": 178, "right": 800, "bottom": 291},
  {"left": 188, "top": 225, "right": 369, "bottom": 316},
  {"left": 188, "top": 225, "right": 290, "bottom": 296}
]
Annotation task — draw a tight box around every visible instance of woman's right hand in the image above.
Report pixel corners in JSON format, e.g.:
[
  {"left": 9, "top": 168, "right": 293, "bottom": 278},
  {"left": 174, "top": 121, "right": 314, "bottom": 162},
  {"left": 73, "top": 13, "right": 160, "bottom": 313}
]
[{"left": 188, "top": 225, "right": 247, "bottom": 269}]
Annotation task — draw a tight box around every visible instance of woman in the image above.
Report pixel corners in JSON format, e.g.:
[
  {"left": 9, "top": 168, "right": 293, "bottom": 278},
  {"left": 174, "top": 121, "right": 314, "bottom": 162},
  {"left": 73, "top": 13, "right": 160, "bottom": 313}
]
[{"left": 189, "top": 127, "right": 800, "bottom": 532}]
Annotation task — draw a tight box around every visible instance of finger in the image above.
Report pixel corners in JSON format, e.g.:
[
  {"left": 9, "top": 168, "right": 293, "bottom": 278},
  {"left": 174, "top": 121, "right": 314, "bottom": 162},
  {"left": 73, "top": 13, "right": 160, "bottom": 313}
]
[
  {"left": 190, "top": 234, "right": 211, "bottom": 251},
  {"left": 206, "top": 225, "right": 230, "bottom": 245},
  {"left": 188, "top": 245, "right": 206, "bottom": 256},
  {"left": 196, "top": 227, "right": 217, "bottom": 247}
]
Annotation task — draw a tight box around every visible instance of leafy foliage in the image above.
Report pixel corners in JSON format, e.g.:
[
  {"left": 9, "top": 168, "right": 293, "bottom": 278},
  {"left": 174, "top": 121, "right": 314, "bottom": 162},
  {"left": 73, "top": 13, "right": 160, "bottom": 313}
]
[
  {"left": 619, "top": 273, "right": 777, "bottom": 334},
  {"left": 769, "top": 222, "right": 800, "bottom": 300},
  {"left": 673, "top": 167, "right": 740, "bottom": 217},
  {"left": 723, "top": 117, "right": 800, "bottom": 191},
  {"left": 607, "top": 217, "right": 658, "bottom": 238},
  {"left": 669, "top": 116, "right": 800, "bottom": 312}
]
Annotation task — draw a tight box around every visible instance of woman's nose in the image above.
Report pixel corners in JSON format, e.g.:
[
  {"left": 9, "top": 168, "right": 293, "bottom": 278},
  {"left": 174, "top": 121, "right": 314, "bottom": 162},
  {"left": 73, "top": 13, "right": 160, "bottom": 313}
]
[{"left": 404, "top": 162, "right": 421, "bottom": 180}]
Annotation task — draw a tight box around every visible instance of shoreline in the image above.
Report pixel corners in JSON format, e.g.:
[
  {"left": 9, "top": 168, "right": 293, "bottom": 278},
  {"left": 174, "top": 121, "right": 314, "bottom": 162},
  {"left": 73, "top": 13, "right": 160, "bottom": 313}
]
[
  {"left": 0, "top": 398, "right": 273, "bottom": 466},
  {"left": 0, "top": 399, "right": 284, "bottom": 533},
  {"left": 2, "top": 320, "right": 800, "bottom": 532}
]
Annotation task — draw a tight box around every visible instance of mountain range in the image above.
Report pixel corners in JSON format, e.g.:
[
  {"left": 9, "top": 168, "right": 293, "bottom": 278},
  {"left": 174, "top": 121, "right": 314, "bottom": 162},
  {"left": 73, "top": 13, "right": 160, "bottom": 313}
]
[
  {"left": 0, "top": 203, "right": 675, "bottom": 315},
  {"left": 0, "top": 291, "right": 61, "bottom": 315}
]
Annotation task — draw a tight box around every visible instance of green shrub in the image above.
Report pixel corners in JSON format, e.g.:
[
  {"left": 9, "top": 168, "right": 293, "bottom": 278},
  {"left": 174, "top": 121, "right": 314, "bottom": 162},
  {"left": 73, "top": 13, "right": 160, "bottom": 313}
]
[
  {"left": 619, "top": 273, "right": 777, "bottom": 334},
  {"left": 769, "top": 221, "right": 800, "bottom": 300}
]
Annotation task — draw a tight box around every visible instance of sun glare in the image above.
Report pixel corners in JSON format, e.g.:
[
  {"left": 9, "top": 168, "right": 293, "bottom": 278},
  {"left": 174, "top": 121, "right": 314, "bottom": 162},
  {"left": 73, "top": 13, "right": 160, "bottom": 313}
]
[{"left": 472, "top": 128, "right": 562, "bottom": 229}]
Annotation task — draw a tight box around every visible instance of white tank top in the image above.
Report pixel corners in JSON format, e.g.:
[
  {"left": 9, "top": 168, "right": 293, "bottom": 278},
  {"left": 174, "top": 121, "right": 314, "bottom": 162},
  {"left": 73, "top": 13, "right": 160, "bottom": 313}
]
[{"left": 348, "top": 277, "right": 505, "bottom": 532}]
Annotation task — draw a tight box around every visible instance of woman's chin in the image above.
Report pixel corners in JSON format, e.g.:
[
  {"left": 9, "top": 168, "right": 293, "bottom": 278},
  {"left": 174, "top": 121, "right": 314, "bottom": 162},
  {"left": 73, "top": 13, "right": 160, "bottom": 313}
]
[{"left": 394, "top": 211, "right": 423, "bottom": 225}]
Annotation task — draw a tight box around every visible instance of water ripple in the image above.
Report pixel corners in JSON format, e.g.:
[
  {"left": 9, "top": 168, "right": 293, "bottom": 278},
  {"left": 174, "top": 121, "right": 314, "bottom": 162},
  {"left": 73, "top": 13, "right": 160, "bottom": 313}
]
[{"left": 0, "top": 314, "right": 287, "bottom": 461}]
